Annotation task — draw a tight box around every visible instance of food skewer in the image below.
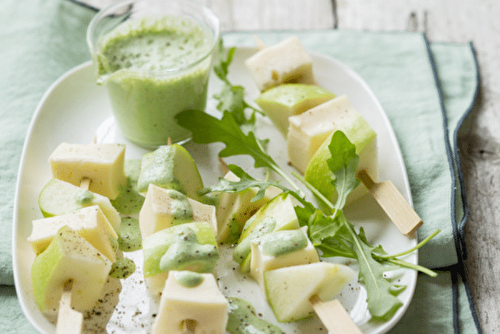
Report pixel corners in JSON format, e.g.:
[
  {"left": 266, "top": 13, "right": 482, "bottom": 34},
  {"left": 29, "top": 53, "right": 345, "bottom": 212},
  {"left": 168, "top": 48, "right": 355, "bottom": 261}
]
[
  {"left": 55, "top": 177, "right": 91, "bottom": 334},
  {"left": 56, "top": 282, "right": 83, "bottom": 334},
  {"left": 357, "top": 170, "right": 423, "bottom": 236},
  {"left": 310, "top": 296, "right": 362, "bottom": 334}
]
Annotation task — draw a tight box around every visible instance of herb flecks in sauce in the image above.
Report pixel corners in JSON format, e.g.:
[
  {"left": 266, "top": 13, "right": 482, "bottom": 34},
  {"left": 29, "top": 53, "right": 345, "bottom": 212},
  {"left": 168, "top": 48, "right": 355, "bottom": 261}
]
[
  {"left": 118, "top": 217, "right": 142, "bottom": 252},
  {"left": 227, "top": 297, "right": 285, "bottom": 334},
  {"left": 109, "top": 257, "right": 136, "bottom": 279},
  {"left": 111, "top": 159, "right": 144, "bottom": 215}
]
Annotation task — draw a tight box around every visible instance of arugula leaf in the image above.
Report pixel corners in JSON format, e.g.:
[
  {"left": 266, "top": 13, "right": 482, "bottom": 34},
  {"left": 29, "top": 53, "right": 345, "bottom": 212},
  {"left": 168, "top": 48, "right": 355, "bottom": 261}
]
[
  {"left": 348, "top": 223, "right": 404, "bottom": 321},
  {"left": 327, "top": 131, "right": 360, "bottom": 212},
  {"left": 212, "top": 40, "right": 262, "bottom": 133},
  {"left": 213, "top": 39, "right": 235, "bottom": 83},
  {"left": 176, "top": 110, "right": 300, "bottom": 191}
]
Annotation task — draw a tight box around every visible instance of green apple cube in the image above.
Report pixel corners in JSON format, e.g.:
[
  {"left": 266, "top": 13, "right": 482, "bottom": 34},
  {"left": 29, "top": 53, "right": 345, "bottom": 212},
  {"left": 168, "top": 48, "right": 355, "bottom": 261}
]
[
  {"left": 250, "top": 228, "right": 319, "bottom": 291},
  {"left": 136, "top": 144, "right": 203, "bottom": 201},
  {"left": 38, "top": 178, "right": 121, "bottom": 232},
  {"left": 264, "top": 262, "right": 356, "bottom": 322},
  {"left": 233, "top": 193, "right": 300, "bottom": 272},
  {"left": 143, "top": 222, "right": 219, "bottom": 296},
  {"left": 215, "top": 171, "right": 281, "bottom": 244},
  {"left": 245, "top": 36, "right": 315, "bottom": 91},
  {"left": 299, "top": 96, "right": 379, "bottom": 205},
  {"left": 139, "top": 184, "right": 217, "bottom": 239},
  {"left": 151, "top": 271, "right": 228, "bottom": 334},
  {"left": 31, "top": 226, "right": 112, "bottom": 313},
  {"left": 255, "top": 83, "right": 335, "bottom": 135},
  {"left": 49, "top": 143, "right": 127, "bottom": 200},
  {"left": 28, "top": 205, "right": 118, "bottom": 262}
]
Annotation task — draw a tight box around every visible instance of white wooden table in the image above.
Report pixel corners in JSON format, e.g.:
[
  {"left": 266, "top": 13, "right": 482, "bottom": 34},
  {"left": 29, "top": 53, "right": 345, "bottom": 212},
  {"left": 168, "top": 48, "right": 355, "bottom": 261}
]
[{"left": 81, "top": 0, "right": 500, "bottom": 332}]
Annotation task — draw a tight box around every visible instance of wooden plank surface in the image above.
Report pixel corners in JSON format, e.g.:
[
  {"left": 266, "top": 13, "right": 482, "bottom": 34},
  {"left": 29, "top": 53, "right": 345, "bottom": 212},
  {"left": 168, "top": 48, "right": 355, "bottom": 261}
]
[{"left": 73, "top": 0, "right": 500, "bottom": 332}]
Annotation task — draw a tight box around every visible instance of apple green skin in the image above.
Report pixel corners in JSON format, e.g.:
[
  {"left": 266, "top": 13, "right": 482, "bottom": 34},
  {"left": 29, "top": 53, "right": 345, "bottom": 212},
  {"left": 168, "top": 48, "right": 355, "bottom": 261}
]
[
  {"left": 264, "top": 262, "right": 356, "bottom": 322},
  {"left": 143, "top": 222, "right": 218, "bottom": 278},
  {"left": 137, "top": 144, "right": 203, "bottom": 201},
  {"left": 255, "top": 83, "right": 335, "bottom": 135},
  {"left": 233, "top": 193, "right": 299, "bottom": 271},
  {"left": 304, "top": 123, "right": 376, "bottom": 202},
  {"left": 31, "top": 226, "right": 111, "bottom": 313},
  {"left": 38, "top": 178, "right": 121, "bottom": 232}
]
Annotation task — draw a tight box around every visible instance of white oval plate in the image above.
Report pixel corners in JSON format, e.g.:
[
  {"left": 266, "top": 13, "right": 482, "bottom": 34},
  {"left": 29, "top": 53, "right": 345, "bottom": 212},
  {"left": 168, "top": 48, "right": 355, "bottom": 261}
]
[{"left": 13, "top": 47, "right": 417, "bottom": 334}]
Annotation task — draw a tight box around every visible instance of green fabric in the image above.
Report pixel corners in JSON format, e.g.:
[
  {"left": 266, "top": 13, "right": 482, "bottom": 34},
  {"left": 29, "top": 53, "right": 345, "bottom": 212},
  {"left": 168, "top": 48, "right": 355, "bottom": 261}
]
[{"left": 0, "top": 0, "right": 480, "bottom": 333}]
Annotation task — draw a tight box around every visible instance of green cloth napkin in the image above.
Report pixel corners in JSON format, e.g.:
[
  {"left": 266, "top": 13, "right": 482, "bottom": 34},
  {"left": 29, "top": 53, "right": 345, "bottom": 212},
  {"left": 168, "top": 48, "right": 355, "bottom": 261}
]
[{"left": 0, "top": 0, "right": 481, "bottom": 333}]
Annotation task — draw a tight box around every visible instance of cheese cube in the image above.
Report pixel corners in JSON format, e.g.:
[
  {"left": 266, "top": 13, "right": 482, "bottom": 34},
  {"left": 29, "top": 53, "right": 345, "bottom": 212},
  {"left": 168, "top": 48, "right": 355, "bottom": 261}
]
[
  {"left": 49, "top": 143, "right": 126, "bottom": 199},
  {"left": 139, "top": 184, "right": 217, "bottom": 239},
  {"left": 245, "top": 36, "right": 314, "bottom": 91},
  {"left": 28, "top": 206, "right": 118, "bottom": 262},
  {"left": 152, "top": 271, "right": 228, "bottom": 334}
]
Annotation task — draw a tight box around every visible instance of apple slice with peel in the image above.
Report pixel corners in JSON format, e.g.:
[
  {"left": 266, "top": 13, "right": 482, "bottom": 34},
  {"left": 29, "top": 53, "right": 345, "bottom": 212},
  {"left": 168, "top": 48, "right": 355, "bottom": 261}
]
[
  {"left": 31, "top": 226, "right": 112, "bottom": 313},
  {"left": 214, "top": 170, "right": 281, "bottom": 244},
  {"left": 264, "top": 262, "right": 355, "bottom": 323},
  {"left": 38, "top": 178, "right": 121, "bottom": 232},
  {"left": 255, "top": 83, "right": 335, "bottom": 135},
  {"left": 142, "top": 222, "right": 219, "bottom": 296},
  {"left": 233, "top": 193, "right": 300, "bottom": 272},
  {"left": 137, "top": 144, "right": 204, "bottom": 201}
]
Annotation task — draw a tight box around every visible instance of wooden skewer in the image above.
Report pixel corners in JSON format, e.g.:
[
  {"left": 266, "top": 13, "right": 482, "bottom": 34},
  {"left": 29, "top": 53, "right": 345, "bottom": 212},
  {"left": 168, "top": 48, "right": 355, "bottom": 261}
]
[
  {"left": 55, "top": 177, "right": 92, "bottom": 333},
  {"left": 310, "top": 295, "right": 362, "bottom": 334},
  {"left": 253, "top": 35, "right": 267, "bottom": 50},
  {"left": 357, "top": 170, "right": 423, "bottom": 236},
  {"left": 56, "top": 282, "right": 83, "bottom": 334}
]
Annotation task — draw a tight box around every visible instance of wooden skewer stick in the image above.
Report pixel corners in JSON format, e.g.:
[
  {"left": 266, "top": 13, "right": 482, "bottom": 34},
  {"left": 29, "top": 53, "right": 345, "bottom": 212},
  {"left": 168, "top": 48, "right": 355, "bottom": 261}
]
[
  {"left": 310, "top": 296, "right": 362, "bottom": 334},
  {"left": 56, "top": 282, "right": 83, "bottom": 334},
  {"left": 55, "top": 177, "right": 92, "bottom": 333},
  {"left": 357, "top": 170, "right": 423, "bottom": 236},
  {"left": 253, "top": 35, "right": 267, "bottom": 50}
]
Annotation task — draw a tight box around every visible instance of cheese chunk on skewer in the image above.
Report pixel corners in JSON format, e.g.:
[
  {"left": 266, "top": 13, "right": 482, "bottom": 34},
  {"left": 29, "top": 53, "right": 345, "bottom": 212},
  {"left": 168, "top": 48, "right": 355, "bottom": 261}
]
[
  {"left": 152, "top": 271, "right": 228, "bottom": 334},
  {"left": 139, "top": 184, "right": 217, "bottom": 239},
  {"left": 250, "top": 227, "right": 319, "bottom": 292},
  {"left": 245, "top": 36, "right": 315, "bottom": 92},
  {"left": 28, "top": 205, "right": 118, "bottom": 262},
  {"left": 31, "top": 226, "right": 112, "bottom": 313},
  {"left": 49, "top": 143, "right": 126, "bottom": 199},
  {"left": 288, "top": 95, "right": 378, "bottom": 205}
]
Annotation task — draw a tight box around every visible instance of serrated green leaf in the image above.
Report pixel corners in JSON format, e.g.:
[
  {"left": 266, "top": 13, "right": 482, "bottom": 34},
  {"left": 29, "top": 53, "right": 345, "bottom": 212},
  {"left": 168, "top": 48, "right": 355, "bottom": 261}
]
[{"left": 327, "top": 131, "right": 360, "bottom": 211}]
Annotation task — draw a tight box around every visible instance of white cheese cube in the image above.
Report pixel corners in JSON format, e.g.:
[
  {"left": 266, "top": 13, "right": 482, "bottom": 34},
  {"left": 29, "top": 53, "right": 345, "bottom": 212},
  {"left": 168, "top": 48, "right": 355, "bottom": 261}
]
[
  {"left": 139, "top": 184, "right": 217, "bottom": 239},
  {"left": 49, "top": 143, "right": 127, "bottom": 199},
  {"left": 245, "top": 36, "right": 314, "bottom": 91},
  {"left": 152, "top": 271, "right": 228, "bottom": 334},
  {"left": 28, "top": 205, "right": 118, "bottom": 262}
]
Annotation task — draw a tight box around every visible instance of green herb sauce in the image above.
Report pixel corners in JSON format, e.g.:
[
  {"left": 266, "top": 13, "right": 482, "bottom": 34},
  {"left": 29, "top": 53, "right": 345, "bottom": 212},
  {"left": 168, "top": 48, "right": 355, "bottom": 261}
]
[
  {"left": 111, "top": 159, "right": 145, "bottom": 214},
  {"left": 227, "top": 297, "right": 285, "bottom": 334},
  {"left": 109, "top": 257, "right": 136, "bottom": 279},
  {"left": 259, "top": 229, "right": 308, "bottom": 257},
  {"left": 117, "top": 217, "right": 142, "bottom": 252},
  {"left": 159, "top": 225, "right": 219, "bottom": 273},
  {"left": 173, "top": 271, "right": 205, "bottom": 288}
]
